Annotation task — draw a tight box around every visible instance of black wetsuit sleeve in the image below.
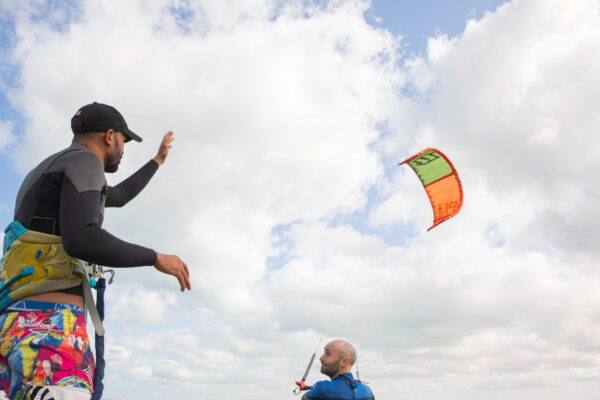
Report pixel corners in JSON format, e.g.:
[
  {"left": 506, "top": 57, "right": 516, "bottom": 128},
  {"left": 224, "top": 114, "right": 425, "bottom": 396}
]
[
  {"left": 60, "top": 176, "right": 157, "bottom": 267},
  {"left": 105, "top": 159, "right": 159, "bottom": 207}
]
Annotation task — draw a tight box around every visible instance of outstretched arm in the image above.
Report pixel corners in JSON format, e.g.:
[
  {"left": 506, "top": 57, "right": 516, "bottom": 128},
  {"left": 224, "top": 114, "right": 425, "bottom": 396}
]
[
  {"left": 60, "top": 177, "right": 157, "bottom": 267},
  {"left": 106, "top": 160, "right": 158, "bottom": 207},
  {"left": 106, "top": 131, "right": 175, "bottom": 207},
  {"left": 61, "top": 177, "right": 192, "bottom": 291}
]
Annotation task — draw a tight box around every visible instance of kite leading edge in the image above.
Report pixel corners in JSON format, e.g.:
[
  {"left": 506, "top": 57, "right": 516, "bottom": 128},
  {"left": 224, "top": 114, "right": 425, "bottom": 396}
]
[{"left": 400, "top": 148, "right": 463, "bottom": 231}]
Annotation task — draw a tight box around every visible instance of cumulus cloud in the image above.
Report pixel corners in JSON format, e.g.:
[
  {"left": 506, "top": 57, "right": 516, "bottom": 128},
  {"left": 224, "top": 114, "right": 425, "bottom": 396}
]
[
  {"left": 2, "top": 0, "right": 600, "bottom": 399},
  {"left": 359, "top": 0, "right": 600, "bottom": 396},
  {"left": 0, "top": 120, "right": 16, "bottom": 152},
  {"left": 108, "top": 285, "right": 179, "bottom": 325},
  {"left": 393, "top": 0, "right": 600, "bottom": 258}
]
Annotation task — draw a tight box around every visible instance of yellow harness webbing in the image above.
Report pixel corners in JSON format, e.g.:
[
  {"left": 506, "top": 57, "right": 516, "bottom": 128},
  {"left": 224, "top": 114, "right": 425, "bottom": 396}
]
[{"left": 1, "top": 222, "right": 105, "bottom": 335}]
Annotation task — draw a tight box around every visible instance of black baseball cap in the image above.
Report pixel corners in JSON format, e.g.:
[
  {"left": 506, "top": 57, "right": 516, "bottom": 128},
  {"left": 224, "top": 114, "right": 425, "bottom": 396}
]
[{"left": 71, "top": 102, "right": 142, "bottom": 142}]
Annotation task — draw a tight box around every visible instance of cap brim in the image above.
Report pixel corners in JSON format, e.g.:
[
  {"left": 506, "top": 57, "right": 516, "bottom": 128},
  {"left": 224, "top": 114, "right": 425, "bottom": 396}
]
[{"left": 123, "top": 129, "right": 142, "bottom": 143}]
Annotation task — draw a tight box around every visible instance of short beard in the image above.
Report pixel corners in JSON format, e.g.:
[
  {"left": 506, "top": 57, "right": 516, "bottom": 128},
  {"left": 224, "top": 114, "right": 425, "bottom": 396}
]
[
  {"left": 321, "top": 358, "right": 343, "bottom": 379},
  {"left": 104, "top": 141, "right": 122, "bottom": 173}
]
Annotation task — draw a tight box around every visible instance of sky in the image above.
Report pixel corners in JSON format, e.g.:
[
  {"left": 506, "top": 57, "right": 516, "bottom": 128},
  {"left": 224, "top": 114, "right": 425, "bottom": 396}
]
[{"left": 1, "top": 0, "right": 600, "bottom": 399}]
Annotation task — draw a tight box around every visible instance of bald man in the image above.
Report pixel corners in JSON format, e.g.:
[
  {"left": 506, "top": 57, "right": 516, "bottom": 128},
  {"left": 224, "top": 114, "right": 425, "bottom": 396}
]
[{"left": 302, "top": 340, "right": 375, "bottom": 400}]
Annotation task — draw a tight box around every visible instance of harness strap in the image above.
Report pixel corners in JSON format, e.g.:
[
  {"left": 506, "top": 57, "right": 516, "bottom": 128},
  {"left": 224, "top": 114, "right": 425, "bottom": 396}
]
[
  {"left": 341, "top": 374, "right": 357, "bottom": 389},
  {"left": 72, "top": 261, "right": 105, "bottom": 336},
  {"left": 91, "top": 277, "right": 106, "bottom": 400}
]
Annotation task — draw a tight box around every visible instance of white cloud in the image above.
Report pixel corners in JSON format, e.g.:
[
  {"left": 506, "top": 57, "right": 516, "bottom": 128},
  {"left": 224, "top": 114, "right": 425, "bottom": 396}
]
[
  {"left": 108, "top": 285, "right": 179, "bottom": 325},
  {"left": 358, "top": 0, "right": 600, "bottom": 397},
  {"left": 0, "top": 120, "right": 16, "bottom": 152},
  {"left": 3, "top": 0, "right": 600, "bottom": 399}
]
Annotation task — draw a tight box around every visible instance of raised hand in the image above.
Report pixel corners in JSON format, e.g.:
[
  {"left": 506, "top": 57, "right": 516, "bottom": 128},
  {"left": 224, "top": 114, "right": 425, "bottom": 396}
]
[{"left": 153, "top": 131, "right": 175, "bottom": 165}]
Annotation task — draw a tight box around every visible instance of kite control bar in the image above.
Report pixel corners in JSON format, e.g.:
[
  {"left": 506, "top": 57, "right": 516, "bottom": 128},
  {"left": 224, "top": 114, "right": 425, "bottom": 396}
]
[
  {"left": 293, "top": 381, "right": 311, "bottom": 394},
  {"left": 293, "top": 335, "right": 323, "bottom": 395},
  {"left": 293, "top": 352, "right": 315, "bottom": 395}
]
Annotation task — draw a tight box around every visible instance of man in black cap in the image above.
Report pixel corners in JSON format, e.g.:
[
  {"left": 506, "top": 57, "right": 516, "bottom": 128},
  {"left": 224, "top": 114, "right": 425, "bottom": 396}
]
[{"left": 0, "top": 102, "right": 191, "bottom": 399}]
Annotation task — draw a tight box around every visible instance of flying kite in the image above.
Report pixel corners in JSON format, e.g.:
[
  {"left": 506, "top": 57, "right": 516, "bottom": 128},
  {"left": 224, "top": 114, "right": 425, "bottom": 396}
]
[{"left": 400, "top": 148, "right": 463, "bottom": 230}]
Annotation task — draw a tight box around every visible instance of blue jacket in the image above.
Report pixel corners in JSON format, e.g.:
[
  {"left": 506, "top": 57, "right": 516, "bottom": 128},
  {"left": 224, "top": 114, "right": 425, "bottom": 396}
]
[{"left": 303, "top": 373, "right": 374, "bottom": 400}]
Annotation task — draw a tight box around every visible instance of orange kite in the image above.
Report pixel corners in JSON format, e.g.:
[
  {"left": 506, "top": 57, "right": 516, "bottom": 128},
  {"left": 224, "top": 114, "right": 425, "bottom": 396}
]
[{"left": 400, "top": 148, "right": 463, "bottom": 231}]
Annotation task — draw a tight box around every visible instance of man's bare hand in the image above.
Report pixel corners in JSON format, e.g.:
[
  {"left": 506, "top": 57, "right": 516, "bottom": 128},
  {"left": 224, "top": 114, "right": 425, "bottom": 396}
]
[
  {"left": 154, "top": 252, "right": 191, "bottom": 292},
  {"left": 153, "top": 131, "right": 174, "bottom": 165}
]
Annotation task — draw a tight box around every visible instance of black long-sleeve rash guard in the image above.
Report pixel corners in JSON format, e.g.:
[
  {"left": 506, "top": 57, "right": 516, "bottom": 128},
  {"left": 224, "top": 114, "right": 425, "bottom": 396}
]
[
  {"left": 14, "top": 143, "right": 159, "bottom": 268},
  {"left": 59, "top": 168, "right": 158, "bottom": 267},
  {"left": 105, "top": 160, "right": 159, "bottom": 208}
]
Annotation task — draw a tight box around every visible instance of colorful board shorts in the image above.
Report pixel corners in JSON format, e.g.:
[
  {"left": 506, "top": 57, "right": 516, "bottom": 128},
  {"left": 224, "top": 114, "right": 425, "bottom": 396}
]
[{"left": 0, "top": 300, "right": 94, "bottom": 399}]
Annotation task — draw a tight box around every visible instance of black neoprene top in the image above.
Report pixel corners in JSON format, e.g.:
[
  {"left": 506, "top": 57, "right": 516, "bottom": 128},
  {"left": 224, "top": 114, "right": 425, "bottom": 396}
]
[{"left": 14, "top": 143, "right": 159, "bottom": 270}]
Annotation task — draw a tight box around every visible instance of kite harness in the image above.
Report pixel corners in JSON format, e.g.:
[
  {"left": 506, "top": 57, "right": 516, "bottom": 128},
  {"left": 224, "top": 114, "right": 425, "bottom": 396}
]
[{"left": 1, "top": 221, "right": 115, "bottom": 400}]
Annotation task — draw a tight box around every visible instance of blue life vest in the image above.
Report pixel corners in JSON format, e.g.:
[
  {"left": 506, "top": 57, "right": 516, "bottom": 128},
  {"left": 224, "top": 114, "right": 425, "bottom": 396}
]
[{"left": 305, "top": 373, "right": 374, "bottom": 400}]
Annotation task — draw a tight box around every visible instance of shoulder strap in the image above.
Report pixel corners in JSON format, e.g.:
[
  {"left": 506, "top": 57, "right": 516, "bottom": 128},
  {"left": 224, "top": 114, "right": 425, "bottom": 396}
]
[{"left": 341, "top": 374, "right": 357, "bottom": 389}]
